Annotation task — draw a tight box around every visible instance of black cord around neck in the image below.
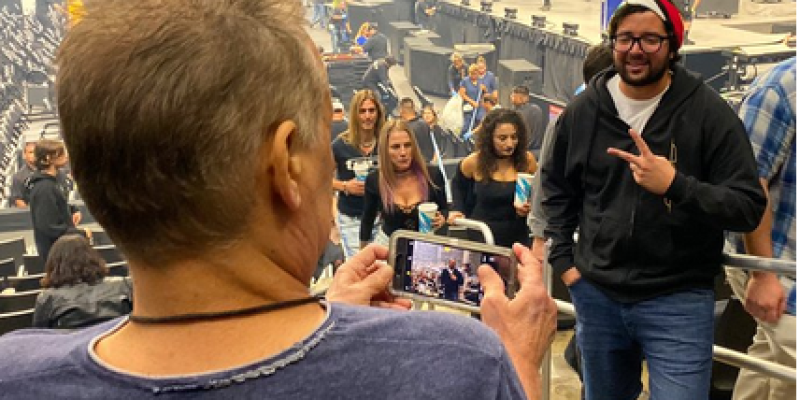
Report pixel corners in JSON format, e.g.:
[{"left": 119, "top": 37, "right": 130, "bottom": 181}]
[{"left": 128, "top": 295, "right": 322, "bottom": 325}]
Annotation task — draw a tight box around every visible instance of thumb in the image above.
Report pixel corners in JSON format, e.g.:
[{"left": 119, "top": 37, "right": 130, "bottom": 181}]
[
  {"left": 478, "top": 264, "right": 504, "bottom": 298},
  {"left": 359, "top": 262, "right": 394, "bottom": 291}
]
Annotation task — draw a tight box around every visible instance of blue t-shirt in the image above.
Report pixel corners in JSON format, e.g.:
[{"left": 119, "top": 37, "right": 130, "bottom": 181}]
[
  {"left": 0, "top": 302, "right": 526, "bottom": 399},
  {"left": 460, "top": 77, "right": 483, "bottom": 104}
]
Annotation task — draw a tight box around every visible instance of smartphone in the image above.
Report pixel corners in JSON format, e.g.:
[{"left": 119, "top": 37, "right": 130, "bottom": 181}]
[{"left": 388, "top": 230, "right": 518, "bottom": 308}]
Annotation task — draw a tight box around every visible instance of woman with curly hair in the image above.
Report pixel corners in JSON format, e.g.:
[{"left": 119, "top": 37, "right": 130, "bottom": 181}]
[
  {"left": 33, "top": 235, "right": 132, "bottom": 329},
  {"left": 449, "top": 109, "right": 537, "bottom": 248}
]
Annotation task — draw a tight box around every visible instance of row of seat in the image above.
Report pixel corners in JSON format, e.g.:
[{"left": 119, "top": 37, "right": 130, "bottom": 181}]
[
  {"left": 0, "top": 232, "right": 124, "bottom": 283},
  {"left": 0, "top": 5, "right": 64, "bottom": 206}
]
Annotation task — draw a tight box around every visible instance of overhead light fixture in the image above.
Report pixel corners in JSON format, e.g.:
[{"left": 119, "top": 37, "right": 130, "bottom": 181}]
[
  {"left": 460, "top": 0, "right": 470, "bottom": 5},
  {"left": 504, "top": 7, "right": 518, "bottom": 19},
  {"left": 531, "top": 15, "right": 547, "bottom": 28},
  {"left": 563, "top": 22, "right": 579, "bottom": 36},
  {"left": 480, "top": 1, "right": 493, "bottom": 12}
]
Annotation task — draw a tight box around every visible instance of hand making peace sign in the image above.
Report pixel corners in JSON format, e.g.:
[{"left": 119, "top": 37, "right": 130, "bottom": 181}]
[{"left": 607, "top": 128, "right": 676, "bottom": 196}]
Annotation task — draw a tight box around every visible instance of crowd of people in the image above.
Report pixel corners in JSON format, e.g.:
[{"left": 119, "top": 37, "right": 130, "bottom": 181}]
[
  {"left": 322, "top": 0, "right": 794, "bottom": 398},
  {"left": 0, "top": 0, "right": 793, "bottom": 399},
  {"left": 0, "top": 1, "right": 556, "bottom": 398}
]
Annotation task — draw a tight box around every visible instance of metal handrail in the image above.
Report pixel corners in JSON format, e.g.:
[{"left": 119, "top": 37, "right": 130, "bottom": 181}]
[
  {"left": 542, "top": 249, "right": 797, "bottom": 395},
  {"left": 723, "top": 252, "right": 796, "bottom": 277},
  {"left": 450, "top": 218, "right": 495, "bottom": 246}
]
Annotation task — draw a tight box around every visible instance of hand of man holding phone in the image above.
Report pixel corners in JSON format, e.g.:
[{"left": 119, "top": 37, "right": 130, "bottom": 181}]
[
  {"left": 479, "top": 243, "right": 557, "bottom": 400},
  {"left": 327, "top": 244, "right": 413, "bottom": 310}
]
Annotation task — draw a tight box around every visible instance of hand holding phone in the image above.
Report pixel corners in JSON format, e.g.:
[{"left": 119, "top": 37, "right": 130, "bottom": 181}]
[
  {"left": 389, "top": 230, "right": 517, "bottom": 308},
  {"left": 479, "top": 243, "right": 557, "bottom": 399},
  {"left": 327, "top": 244, "right": 413, "bottom": 311}
]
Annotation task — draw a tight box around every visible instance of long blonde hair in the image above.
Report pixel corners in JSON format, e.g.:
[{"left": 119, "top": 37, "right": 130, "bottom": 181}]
[
  {"left": 342, "top": 90, "right": 385, "bottom": 146},
  {"left": 377, "top": 119, "right": 434, "bottom": 212}
]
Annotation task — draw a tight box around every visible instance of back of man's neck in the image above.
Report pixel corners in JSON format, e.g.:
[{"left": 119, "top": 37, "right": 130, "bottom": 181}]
[{"left": 94, "top": 249, "right": 324, "bottom": 376}]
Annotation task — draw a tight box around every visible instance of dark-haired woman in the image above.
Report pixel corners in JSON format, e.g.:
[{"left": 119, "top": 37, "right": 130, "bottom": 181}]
[
  {"left": 27, "top": 140, "right": 83, "bottom": 263},
  {"left": 33, "top": 235, "right": 132, "bottom": 329},
  {"left": 448, "top": 109, "right": 537, "bottom": 248}
]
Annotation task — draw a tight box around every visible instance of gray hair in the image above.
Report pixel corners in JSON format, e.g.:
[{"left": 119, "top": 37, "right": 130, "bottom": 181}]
[{"left": 56, "top": 0, "right": 329, "bottom": 263}]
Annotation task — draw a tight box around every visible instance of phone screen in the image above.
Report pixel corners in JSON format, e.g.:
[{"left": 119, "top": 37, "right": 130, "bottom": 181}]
[{"left": 394, "top": 237, "right": 514, "bottom": 306}]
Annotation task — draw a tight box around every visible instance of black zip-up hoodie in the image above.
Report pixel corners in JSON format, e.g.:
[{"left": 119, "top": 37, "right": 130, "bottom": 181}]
[
  {"left": 27, "top": 171, "right": 76, "bottom": 261},
  {"left": 542, "top": 65, "right": 766, "bottom": 303}
]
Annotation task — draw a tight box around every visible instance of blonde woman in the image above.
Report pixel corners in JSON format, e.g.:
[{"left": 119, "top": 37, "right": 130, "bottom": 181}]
[
  {"left": 447, "top": 52, "right": 467, "bottom": 97},
  {"left": 360, "top": 119, "right": 447, "bottom": 247},
  {"left": 332, "top": 90, "right": 386, "bottom": 257},
  {"left": 459, "top": 64, "right": 487, "bottom": 137}
]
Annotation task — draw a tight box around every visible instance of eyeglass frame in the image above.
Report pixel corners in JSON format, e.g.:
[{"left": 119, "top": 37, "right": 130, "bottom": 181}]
[{"left": 610, "top": 33, "right": 671, "bottom": 54}]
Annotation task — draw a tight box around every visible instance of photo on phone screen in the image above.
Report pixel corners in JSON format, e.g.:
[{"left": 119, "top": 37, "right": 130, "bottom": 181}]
[{"left": 391, "top": 234, "right": 515, "bottom": 307}]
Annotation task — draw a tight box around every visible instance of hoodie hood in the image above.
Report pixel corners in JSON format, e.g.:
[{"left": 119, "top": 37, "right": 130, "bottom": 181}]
[{"left": 25, "top": 170, "right": 55, "bottom": 191}]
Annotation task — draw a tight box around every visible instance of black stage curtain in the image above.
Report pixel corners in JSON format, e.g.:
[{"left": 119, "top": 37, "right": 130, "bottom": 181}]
[{"left": 432, "top": 2, "right": 591, "bottom": 103}]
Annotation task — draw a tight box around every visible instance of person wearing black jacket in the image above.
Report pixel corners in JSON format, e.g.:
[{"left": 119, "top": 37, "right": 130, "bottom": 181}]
[
  {"left": 33, "top": 234, "right": 132, "bottom": 329},
  {"left": 360, "top": 23, "right": 388, "bottom": 61},
  {"left": 27, "top": 140, "right": 83, "bottom": 263},
  {"left": 447, "top": 53, "right": 467, "bottom": 97},
  {"left": 362, "top": 56, "right": 398, "bottom": 115},
  {"left": 540, "top": 1, "right": 766, "bottom": 399}
]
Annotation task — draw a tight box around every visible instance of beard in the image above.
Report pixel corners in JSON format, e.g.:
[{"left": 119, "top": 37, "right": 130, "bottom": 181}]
[{"left": 615, "top": 52, "right": 670, "bottom": 87}]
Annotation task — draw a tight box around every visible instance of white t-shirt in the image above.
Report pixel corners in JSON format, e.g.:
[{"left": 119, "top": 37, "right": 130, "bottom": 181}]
[{"left": 607, "top": 74, "right": 669, "bottom": 134}]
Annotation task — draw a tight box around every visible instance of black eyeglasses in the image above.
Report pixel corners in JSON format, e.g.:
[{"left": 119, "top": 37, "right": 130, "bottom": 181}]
[{"left": 611, "top": 33, "right": 669, "bottom": 54}]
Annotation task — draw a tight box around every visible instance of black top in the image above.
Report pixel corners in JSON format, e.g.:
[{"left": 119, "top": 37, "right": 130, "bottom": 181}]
[
  {"left": 362, "top": 33, "right": 388, "bottom": 61},
  {"left": 27, "top": 171, "right": 79, "bottom": 261},
  {"left": 542, "top": 65, "right": 766, "bottom": 302},
  {"left": 362, "top": 60, "right": 391, "bottom": 87},
  {"left": 451, "top": 162, "right": 530, "bottom": 248},
  {"left": 332, "top": 136, "right": 378, "bottom": 217},
  {"left": 447, "top": 64, "right": 467, "bottom": 94},
  {"left": 360, "top": 166, "right": 448, "bottom": 242},
  {"left": 9, "top": 164, "right": 35, "bottom": 206},
  {"left": 439, "top": 267, "right": 464, "bottom": 297},
  {"left": 11, "top": 165, "right": 73, "bottom": 207}
]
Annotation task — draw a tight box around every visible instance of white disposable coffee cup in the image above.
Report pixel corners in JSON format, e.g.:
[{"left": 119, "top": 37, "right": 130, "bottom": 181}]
[
  {"left": 354, "top": 164, "right": 369, "bottom": 182},
  {"left": 418, "top": 202, "right": 438, "bottom": 233},
  {"left": 514, "top": 173, "right": 535, "bottom": 207}
]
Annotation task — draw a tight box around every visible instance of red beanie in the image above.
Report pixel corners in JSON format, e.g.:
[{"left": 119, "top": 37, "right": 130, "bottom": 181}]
[{"left": 612, "top": 0, "right": 685, "bottom": 49}]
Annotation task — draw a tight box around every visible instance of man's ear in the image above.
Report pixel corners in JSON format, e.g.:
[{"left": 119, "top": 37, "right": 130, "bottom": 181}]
[{"left": 266, "top": 120, "right": 303, "bottom": 211}]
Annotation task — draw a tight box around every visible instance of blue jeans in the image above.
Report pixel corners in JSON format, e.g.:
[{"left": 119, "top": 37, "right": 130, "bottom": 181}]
[
  {"left": 568, "top": 279, "right": 715, "bottom": 400},
  {"left": 336, "top": 213, "right": 378, "bottom": 259},
  {"left": 461, "top": 108, "right": 485, "bottom": 138},
  {"left": 311, "top": 4, "right": 327, "bottom": 27}
]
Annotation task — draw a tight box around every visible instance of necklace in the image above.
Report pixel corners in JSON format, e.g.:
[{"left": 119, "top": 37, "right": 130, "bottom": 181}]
[{"left": 128, "top": 295, "right": 322, "bottom": 324}]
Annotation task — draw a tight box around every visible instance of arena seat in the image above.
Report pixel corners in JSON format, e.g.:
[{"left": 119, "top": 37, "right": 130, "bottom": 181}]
[
  {"left": 6, "top": 274, "right": 43, "bottom": 292},
  {"left": 0, "top": 309, "right": 34, "bottom": 336},
  {"left": 0, "top": 289, "right": 41, "bottom": 314}
]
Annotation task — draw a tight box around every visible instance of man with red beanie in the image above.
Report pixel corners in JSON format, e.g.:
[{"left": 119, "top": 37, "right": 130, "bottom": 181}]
[{"left": 541, "top": 0, "right": 766, "bottom": 398}]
